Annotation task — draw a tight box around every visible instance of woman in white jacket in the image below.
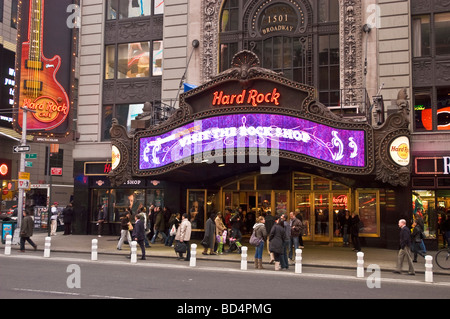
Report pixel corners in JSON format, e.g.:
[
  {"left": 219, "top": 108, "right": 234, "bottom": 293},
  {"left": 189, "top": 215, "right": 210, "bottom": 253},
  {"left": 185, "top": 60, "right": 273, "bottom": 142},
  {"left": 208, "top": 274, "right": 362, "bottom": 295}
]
[{"left": 175, "top": 213, "right": 192, "bottom": 261}]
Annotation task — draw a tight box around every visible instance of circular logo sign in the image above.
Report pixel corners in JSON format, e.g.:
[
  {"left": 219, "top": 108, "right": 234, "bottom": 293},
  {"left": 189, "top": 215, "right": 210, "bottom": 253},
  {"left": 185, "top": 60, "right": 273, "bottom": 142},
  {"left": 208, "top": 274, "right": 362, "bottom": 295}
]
[
  {"left": 389, "top": 136, "right": 410, "bottom": 166},
  {"left": 0, "top": 164, "right": 8, "bottom": 176},
  {"left": 111, "top": 145, "right": 121, "bottom": 170}
]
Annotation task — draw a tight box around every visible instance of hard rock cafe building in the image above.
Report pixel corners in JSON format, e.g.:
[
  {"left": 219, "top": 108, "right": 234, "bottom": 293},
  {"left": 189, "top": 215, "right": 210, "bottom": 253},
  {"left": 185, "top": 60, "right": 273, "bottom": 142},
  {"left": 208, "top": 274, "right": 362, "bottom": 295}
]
[
  {"left": 107, "top": 48, "right": 411, "bottom": 249},
  {"left": 73, "top": 0, "right": 450, "bottom": 250}
]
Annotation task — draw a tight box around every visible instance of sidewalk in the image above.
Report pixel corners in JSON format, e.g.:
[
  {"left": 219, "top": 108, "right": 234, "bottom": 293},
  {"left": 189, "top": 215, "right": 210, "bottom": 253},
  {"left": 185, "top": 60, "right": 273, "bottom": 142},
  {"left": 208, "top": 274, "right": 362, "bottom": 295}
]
[{"left": 3, "top": 231, "right": 449, "bottom": 275}]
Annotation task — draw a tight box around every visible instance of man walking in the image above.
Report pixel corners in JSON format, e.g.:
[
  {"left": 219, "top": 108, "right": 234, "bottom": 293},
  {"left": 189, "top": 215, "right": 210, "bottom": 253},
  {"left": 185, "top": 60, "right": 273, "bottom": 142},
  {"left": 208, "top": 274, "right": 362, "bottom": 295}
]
[
  {"left": 20, "top": 207, "right": 37, "bottom": 252},
  {"left": 394, "top": 219, "right": 415, "bottom": 275}
]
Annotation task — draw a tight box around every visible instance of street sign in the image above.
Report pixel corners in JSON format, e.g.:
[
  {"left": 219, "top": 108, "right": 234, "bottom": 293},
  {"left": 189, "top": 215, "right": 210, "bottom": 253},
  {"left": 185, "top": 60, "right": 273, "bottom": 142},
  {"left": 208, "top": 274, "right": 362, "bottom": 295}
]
[
  {"left": 25, "top": 161, "right": 33, "bottom": 167},
  {"left": 18, "top": 172, "right": 30, "bottom": 190},
  {"left": 25, "top": 153, "right": 37, "bottom": 159},
  {"left": 13, "top": 145, "right": 30, "bottom": 153},
  {"left": 51, "top": 167, "right": 63, "bottom": 176}
]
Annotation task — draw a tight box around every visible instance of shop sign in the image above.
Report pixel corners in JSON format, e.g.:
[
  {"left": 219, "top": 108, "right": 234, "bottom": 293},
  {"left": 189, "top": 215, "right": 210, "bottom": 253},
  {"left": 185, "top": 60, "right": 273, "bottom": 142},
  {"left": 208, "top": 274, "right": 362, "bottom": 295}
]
[
  {"left": 212, "top": 88, "right": 281, "bottom": 107},
  {"left": 138, "top": 113, "right": 366, "bottom": 171},
  {"left": 389, "top": 136, "right": 410, "bottom": 167}
]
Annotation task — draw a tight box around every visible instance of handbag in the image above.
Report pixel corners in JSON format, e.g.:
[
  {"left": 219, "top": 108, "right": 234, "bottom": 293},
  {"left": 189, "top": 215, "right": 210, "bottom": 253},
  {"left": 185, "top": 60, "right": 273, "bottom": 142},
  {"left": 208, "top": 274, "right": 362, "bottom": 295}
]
[
  {"left": 170, "top": 224, "right": 177, "bottom": 236},
  {"left": 174, "top": 241, "right": 187, "bottom": 254},
  {"left": 249, "top": 231, "right": 262, "bottom": 246},
  {"left": 128, "top": 222, "right": 133, "bottom": 231}
]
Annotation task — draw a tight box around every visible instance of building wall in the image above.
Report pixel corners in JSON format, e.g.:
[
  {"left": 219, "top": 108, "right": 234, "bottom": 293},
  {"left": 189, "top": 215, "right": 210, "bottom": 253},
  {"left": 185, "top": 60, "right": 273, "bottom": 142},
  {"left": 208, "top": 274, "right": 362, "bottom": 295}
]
[{"left": 73, "top": 0, "right": 109, "bottom": 160}]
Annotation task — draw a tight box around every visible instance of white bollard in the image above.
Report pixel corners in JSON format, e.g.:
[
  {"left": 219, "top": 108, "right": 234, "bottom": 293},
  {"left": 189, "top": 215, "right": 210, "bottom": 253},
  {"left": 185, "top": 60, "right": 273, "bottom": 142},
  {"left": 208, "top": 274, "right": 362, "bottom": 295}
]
[
  {"left": 43, "top": 236, "right": 51, "bottom": 258},
  {"left": 425, "top": 255, "right": 433, "bottom": 283},
  {"left": 91, "top": 239, "right": 98, "bottom": 261},
  {"left": 4, "top": 235, "right": 12, "bottom": 255},
  {"left": 357, "top": 251, "right": 364, "bottom": 278},
  {"left": 190, "top": 243, "right": 197, "bottom": 267},
  {"left": 295, "top": 248, "right": 303, "bottom": 274},
  {"left": 130, "top": 241, "right": 137, "bottom": 263},
  {"left": 240, "top": 246, "right": 248, "bottom": 270}
]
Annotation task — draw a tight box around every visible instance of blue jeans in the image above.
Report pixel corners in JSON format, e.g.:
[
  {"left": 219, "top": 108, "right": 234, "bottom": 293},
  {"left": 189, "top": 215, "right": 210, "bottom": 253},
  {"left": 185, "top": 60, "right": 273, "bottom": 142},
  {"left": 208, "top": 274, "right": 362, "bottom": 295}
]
[
  {"left": 254, "top": 241, "right": 264, "bottom": 259},
  {"left": 151, "top": 230, "right": 167, "bottom": 243},
  {"left": 289, "top": 236, "right": 299, "bottom": 260}
]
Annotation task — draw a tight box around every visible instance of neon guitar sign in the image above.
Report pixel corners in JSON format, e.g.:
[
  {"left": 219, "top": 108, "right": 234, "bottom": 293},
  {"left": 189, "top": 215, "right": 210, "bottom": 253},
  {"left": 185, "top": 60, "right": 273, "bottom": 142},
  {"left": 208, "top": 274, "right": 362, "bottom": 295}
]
[{"left": 17, "top": 0, "right": 70, "bottom": 132}]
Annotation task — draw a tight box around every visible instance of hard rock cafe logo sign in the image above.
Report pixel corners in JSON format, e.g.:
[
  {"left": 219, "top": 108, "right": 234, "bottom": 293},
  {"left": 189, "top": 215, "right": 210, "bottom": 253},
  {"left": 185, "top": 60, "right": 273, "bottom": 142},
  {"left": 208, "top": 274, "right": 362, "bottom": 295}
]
[
  {"left": 212, "top": 88, "right": 281, "bottom": 107},
  {"left": 23, "top": 96, "right": 68, "bottom": 123},
  {"left": 389, "top": 136, "right": 410, "bottom": 167}
]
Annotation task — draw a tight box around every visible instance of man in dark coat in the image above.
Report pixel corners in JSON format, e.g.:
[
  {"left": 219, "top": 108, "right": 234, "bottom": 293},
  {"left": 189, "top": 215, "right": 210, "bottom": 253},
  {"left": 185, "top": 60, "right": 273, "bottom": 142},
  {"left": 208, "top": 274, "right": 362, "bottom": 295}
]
[
  {"left": 63, "top": 203, "right": 74, "bottom": 235},
  {"left": 394, "top": 219, "right": 415, "bottom": 275},
  {"left": 132, "top": 214, "right": 146, "bottom": 260},
  {"left": 19, "top": 207, "right": 37, "bottom": 252}
]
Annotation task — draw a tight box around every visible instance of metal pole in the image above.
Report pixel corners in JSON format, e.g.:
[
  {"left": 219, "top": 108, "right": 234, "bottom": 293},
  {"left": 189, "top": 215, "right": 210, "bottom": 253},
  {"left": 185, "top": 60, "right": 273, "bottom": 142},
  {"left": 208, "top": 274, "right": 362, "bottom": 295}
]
[{"left": 16, "top": 107, "right": 28, "bottom": 229}]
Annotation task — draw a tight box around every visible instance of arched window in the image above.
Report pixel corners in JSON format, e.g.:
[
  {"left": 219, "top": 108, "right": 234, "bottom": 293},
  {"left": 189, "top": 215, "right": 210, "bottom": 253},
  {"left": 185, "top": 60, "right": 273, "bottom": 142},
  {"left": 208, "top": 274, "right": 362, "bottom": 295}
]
[{"left": 218, "top": 0, "right": 340, "bottom": 107}]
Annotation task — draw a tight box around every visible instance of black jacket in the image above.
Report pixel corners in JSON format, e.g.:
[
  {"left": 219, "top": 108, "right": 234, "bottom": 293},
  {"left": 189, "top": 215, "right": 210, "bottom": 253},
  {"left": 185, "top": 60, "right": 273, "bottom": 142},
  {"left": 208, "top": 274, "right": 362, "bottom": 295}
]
[
  {"left": 269, "top": 222, "right": 286, "bottom": 254},
  {"left": 132, "top": 219, "right": 145, "bottom": 241},
  {"left": 399, "top": 226, "right": 411, "bottom": 249}
]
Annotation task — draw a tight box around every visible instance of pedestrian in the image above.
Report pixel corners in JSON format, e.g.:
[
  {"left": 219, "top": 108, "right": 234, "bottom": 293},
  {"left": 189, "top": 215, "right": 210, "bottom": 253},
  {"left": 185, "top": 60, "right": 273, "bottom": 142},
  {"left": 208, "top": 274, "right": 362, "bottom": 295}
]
[
  {"left": 97, "top": 204, "right": 107, "bottom": 238},
  {"left": 411, "top": 218, "right": 426, "bottom": 262},
  {"left": 50, "top": 202, "right": 58, "bottom": 236},
  {"left": 280, "top": 214, "right": 290, "bottom": 270},
  {"left": 175, "top": 213, "right": 192, "bottom": 261},
  {"left": 117, "top": 211, "right": 132, "bottom": 250},
  {"left": 340, "top": 209, "right": 351, "bottom": 247},
  {"left": 132, "top": 214, "right": 146, "bottom": 260},
  {"left": 228, "top": 211, "right": 243, "bottom": 253},
  {"left": 269, "top": 215, "right": 286, "bottom": 271},
  {"left": 215, "top": 212, "right": 227, "bottom": 254},
  {"left": 165, "top": 213, "right": 180, "bottom": 247},
  {"left": 201, "top": 213, "right": 216, "bottom": 255},
  {"left": 263, "top": 212, "right": 275, "bottom": 263},
  {"left": 62, "top": 202, "right": 73, "bottom": 235},
  {"left": 289, "top": 211, "right": 302, "bottom": 261},
  {"left": 394, "top": 219, "right": 415, "bottom": 275},
  {"left": 253, "top": 216, "right": 267, "bottom": 269},
  {"left": 443, "top": 212, "right": 450, "bottom": 248},
  {"left": 151, "top": 206, "right": 167, "bottom": 244},
  {"left": 349, "top": 211, "right": 362, "bottom": 252},
  {"left": 19, "top": 207, "right": 37, "bottom": 252}
]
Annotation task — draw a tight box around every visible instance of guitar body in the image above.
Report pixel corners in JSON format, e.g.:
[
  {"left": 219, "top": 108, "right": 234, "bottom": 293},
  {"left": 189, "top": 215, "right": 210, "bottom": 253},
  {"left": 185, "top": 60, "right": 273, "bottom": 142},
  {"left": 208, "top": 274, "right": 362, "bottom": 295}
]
[{"left": 16, "top": 0, "right": 70, "bottom": 132}]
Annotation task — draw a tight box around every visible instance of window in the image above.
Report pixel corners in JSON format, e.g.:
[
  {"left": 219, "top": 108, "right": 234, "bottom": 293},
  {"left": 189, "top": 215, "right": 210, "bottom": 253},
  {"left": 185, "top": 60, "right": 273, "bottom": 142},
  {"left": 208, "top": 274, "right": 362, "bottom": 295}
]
[
  {"left": 413, "top": 86, "right": 450, "bottom": 131},
  {"left": 413, "top": 88, "right": 432, "bottom": 131},
  {"left": 107, "top": 0, "right": 153, "bottom": 20},
  {"left": 356, "top": 190, "right": 380, "bottom": 237},
  {"left": 105, "top": 41, "right": 162, "bottom": 79},
  {"left": 118, "top": 42, "right": 150, "bottom": 79},
  {"left": 220, "top": 0, "right": 239, "bottom": 32},
  {"left": 11, "top": 0, "right": 18, "bottom": 29},
  {"left": 318, "top": 0, "right": 339, "bottom": 23},
  {"left": 152, "top": 40, "right": 163, "bottom": 76},
  {"left": 435, "top": 12, "right": 450, "bottom": 56},
  {"left": 412, "top": 15, "right": 431, "bottom": 57},
  {"left": 102, "top": 103, "right": 145, "bottom": 140},
  {"left": 45, "top": 147, "right": 64, "bottom": 176},
  {"left": 318, "top": 34, "right": 340, "bottom": 107}
]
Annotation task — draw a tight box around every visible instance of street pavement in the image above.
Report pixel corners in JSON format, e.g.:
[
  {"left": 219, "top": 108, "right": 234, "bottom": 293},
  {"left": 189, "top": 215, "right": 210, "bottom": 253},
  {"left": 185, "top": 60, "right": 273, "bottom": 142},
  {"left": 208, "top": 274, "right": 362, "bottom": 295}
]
[{"left": 2, "top": 231, "right": 449, "bottom": 277}]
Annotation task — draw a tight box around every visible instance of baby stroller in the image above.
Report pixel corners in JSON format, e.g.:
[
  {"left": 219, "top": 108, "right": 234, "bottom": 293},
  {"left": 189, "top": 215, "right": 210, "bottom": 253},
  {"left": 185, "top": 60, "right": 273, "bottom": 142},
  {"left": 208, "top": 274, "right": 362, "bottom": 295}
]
[{"left": 227, "top": 228, "right": 243, "bottom": 254}]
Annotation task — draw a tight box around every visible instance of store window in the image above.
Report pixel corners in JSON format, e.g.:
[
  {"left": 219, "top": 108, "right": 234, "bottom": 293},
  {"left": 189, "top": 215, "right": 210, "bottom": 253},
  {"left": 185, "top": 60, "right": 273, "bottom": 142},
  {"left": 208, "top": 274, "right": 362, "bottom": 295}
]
[
  {"left": 187, "top": 190, "right": 206, "bottom": 230},
  {"left": 356, "top": 190, "right": 379, "bottom": 236},
  {"left": 413, "top": 88, "right": 432, "bottom": 131},
  {"left": 412, "top": 190, "right": 436, "bottom": 239}
]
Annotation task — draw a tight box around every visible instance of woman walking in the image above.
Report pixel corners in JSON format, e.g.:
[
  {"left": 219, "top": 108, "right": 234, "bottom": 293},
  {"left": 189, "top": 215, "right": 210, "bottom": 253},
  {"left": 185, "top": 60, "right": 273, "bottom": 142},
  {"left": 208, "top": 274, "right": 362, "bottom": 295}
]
[
  {"left": 253, "top": 216, "right": 267, "bottom": 269},
  {"left": 269, "top": 215, "right": 286, "bottom": 271}
]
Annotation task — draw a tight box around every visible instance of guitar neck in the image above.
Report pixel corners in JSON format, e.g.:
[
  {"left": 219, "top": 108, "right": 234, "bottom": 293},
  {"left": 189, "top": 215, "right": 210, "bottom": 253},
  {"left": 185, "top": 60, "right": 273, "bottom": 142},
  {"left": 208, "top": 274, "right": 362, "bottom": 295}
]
[{"left": 28, "top": 0, "right": 43, "bottom": 63}]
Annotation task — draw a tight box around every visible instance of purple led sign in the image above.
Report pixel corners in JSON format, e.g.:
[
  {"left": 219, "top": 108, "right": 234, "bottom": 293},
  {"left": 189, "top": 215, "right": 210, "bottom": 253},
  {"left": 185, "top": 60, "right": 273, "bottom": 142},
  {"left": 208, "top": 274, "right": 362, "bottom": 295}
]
[{"left": 138, "top": 113, "right": 366, "bottom": 170}]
